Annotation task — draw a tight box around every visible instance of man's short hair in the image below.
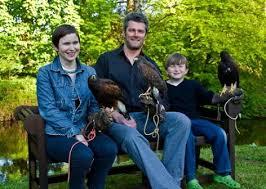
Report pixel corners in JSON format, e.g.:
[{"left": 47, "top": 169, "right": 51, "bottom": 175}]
[
  {"left": 123, "top": 12, "right": 149, "bottom": 33},
  {"left": 165, "top": 53, "right": 189, "bottom": 69}
]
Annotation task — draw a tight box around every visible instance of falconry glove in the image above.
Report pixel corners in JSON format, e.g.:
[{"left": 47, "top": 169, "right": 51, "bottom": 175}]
[
  {"left": 231, "top": 88, "right": 244, "bottom": 104},
  {"left": 85, "top": 109, "right": 111, "bottom": 134},
  {"left": 213, "top": 88, "right": 243, "bottom": 119},
  {"left": 139, "top": 89, "right": 166, "bottom": 121},
  {"left": 212, "top": 88, "right": 244, "bottom": 104}
]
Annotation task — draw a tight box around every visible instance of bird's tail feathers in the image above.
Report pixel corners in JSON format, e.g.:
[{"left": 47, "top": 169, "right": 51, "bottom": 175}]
[
  {"left": 117, "top": 100, "right": 127, "bottom": 113},
  {"left": 152, "top": 87, "right": 160, "bottom": 102}
]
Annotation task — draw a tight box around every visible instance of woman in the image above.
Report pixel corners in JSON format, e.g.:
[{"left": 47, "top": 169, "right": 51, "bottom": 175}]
[{"left": 37, "top": 24, "right": 118, "bottom": 189}]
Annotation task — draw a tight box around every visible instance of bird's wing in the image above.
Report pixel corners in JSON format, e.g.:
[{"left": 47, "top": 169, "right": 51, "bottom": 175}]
[
  {"left": 88, "top": 76, "right": 123, "bottom": 108},
  {"left": 135, "top": 56, "right": 167, "bottom": 94}
]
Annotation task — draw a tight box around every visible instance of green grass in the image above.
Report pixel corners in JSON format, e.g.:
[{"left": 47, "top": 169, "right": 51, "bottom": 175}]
[
  {"left": 197, "top": 144, "right": 266, "bottom": 189},
  {"left": 1, "top": 145, "right": 265, "bottom": 189}
]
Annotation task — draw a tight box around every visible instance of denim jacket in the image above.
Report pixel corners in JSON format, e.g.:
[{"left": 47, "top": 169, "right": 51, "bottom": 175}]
[{"left": 37, "top": 56, "right": 99, "bottom": 137}]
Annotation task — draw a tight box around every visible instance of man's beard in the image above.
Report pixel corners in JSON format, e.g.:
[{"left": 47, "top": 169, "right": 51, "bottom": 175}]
[{"left": 125, "top": 39, "right": 143, "bottom": 50}]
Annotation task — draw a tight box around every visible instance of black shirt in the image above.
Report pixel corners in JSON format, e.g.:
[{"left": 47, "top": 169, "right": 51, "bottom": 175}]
[
  {"left": 94, "top": 45, "right": 161, "bottom": 112},
  {"left": 166, "top": 79, "right": 214, "bottom": 118}
]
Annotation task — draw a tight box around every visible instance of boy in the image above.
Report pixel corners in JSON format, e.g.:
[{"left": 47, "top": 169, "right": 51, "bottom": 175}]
[{"left": 165, "top": 53, "right": 241, "bottom": 189}]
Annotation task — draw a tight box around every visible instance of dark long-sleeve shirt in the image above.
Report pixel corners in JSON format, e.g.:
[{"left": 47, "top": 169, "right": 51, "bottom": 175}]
[
  {"left": 166, "top": 79, "right": 214, "bottom": 118},
  {"left": 94, "top": 45, "right": 163, "bottom": 112}
]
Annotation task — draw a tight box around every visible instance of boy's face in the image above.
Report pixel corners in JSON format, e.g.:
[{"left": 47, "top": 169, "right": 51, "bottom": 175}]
[{"left": 167, "top": 64, "right": 188, "bottom": 80}]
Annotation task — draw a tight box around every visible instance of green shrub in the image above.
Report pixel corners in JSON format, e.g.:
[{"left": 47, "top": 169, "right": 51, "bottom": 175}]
[{"left": 0, "top": 78, "right": 36, "bottom": 121}]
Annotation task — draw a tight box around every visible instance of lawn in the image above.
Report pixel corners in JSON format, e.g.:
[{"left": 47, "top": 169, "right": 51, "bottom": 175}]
[{"left": 1, "top": 145, "right": 265, "bottom": 189}]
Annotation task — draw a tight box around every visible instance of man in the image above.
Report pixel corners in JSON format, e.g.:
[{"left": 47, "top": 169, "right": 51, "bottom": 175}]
[{"left": 94, "top": 12, "right": 190, "bottom": 189}]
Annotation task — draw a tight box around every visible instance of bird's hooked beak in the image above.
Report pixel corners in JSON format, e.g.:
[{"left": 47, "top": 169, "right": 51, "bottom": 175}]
[
  {"left": 133, "top": 57, "right": 139, "bottom": 63},
  {"left": 89, "top": 75, "right": 97, "bottom": 81},
  {"left": 88, "top": 75, "right": 98, "bottom": 87}
]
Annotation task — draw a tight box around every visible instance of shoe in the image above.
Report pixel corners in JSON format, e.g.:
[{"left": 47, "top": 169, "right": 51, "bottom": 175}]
[
  {"left": 213, "top": 175, "right": 241, "bottom": 188},
  {"left": 187, "top": 179, "right": 203, "bottom": 189}
]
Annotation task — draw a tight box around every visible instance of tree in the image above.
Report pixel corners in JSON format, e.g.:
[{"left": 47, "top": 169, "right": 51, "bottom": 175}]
[
  {"left": 0, "top": 0, "right": 265, "bottom": 118},
  {"left": 79, "top": 0, "right": 121, "bottom": 65},
  {"left": 0, "top": 0, "right": 81, "bottom": 77}
]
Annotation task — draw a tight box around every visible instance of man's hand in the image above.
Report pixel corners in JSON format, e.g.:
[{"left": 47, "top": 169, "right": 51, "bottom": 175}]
[
  {"left": 75, "top": 134, "right": 88, "bottom": 146},
  {"left": 156, "top": 103, "right": 166, "bottom": 121},
  {"left": 105, "top": 107, "right": 136, "bottom": 128},
  {"left": 139, "top": 90, "right": 166, "bottom": 121}
]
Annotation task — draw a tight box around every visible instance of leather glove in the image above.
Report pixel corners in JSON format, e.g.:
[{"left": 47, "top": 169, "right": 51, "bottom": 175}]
[
  {"left": 85, "top": 109, "right": 111, "bottom": 133},
  {"left": 139, "top": 93, "right": 165, "bottom": 121},
  {"left": 212, "top": 88, "right": 244, "bottom": 104},
  {"left": 232, "top": 88, "right": 244, "bottom": 104},
  {"left": 154, "top": 103, "right": 166, "bottom": 121}
]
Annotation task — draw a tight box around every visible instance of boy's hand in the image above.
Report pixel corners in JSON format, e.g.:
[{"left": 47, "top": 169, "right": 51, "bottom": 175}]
[
  {"left": 232, "top": 88, "right": 244, "bottom": 104},
  {"left": 212, "top": 88, "right": 244, "bottom": 104}
]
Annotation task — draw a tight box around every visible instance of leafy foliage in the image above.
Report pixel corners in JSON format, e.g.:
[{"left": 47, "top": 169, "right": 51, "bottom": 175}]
[
  {"left": 0, "top": 78, "right": 36, "bottom": 121},
  {"left": 79, "top": 0, "right": 121, "bottom": 65},
  {"left": 0, "top": 0, "right": 265, "bottom": 118},
  {"left": 0, "top": 0, "right": 82, "bottom": 76}
]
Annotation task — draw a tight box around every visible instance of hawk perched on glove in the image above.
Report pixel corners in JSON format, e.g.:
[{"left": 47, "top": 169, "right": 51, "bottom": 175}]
[
  {"left": 134, "top": 56, "right": 166, "bottom": 121},
  {"left": 134, "top": 56, "right": 167, "bottom": 95}
]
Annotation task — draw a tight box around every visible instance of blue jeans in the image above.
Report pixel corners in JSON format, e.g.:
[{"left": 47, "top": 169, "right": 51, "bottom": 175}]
[
  {"left": 45, "top": 133, "right": 118, "bottom": 189},
  {"left": 107, "top": 112, "right": 190, "bottom": 189},
  {"left": 185, "top": 119, "right": 231, "bottom": 181}
]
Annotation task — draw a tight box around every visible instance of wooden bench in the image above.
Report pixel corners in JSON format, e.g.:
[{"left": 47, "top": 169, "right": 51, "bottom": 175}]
[{"left": 14, "top": 102, "right": 239, "bottom": 189}]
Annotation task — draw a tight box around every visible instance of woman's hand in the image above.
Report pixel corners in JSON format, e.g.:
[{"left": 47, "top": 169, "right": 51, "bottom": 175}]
[{"left": 75, "top": 134, "right": 88, "bottom": 146}]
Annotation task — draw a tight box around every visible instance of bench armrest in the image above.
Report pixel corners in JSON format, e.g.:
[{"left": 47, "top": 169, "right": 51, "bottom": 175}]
[{"left": 14, "top": 105, "right": 45, "bottom": 143}]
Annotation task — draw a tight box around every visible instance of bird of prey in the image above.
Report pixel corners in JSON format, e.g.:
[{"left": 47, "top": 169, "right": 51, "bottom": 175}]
[
  {"left": 134, "top": 56, "right": 167, "bottom": 98},
  {"left": 218, "top": 51, "right": 240, "bottom": 95},
  {"left": 134, "top": 56, "right": 166, "bottom": 120},
  {"left": 88, "top": 75, "right": 130, "bottom": 119}
]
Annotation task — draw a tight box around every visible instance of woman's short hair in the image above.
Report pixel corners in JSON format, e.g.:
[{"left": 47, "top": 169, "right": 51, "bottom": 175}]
[{"left": 52, "top": 24, "right": 80, "bottom": 48}]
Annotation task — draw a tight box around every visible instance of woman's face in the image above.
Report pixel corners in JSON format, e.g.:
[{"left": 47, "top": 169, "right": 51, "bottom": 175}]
[{"left": 54, "top": 33, "right": 80, "bottom": 64}]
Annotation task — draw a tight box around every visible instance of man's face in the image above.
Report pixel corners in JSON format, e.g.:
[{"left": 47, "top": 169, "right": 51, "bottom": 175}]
[{"left": 124, "top": 21, "right": 146, "bottom": 50}]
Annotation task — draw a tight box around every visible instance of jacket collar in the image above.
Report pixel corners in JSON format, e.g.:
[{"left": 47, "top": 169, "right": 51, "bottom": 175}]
[{"left": 50, "top": 56, "right": 84, "bottom": 74}]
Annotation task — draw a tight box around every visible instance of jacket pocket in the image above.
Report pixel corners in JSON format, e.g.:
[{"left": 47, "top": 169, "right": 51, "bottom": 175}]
[{"left": 55, "top": 99, "right": 68, "bottom": 110}]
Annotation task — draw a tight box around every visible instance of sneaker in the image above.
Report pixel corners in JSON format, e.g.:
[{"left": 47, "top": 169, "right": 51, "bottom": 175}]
[
  {"left": 213, "top": 175, "right": 241, "bottom": 189},
  {"left": 187, "top": 179, "right": 203, "bottom": 189}
]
